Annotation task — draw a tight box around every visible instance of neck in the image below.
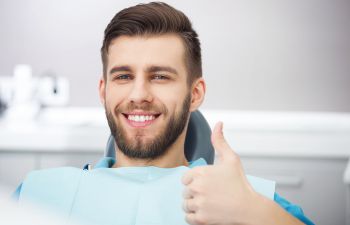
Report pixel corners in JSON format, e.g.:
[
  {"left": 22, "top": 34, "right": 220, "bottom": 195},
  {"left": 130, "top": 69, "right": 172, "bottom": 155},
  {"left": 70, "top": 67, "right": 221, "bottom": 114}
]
[{"left": 112, "top": 131, "right": 189, "bottom": 168}]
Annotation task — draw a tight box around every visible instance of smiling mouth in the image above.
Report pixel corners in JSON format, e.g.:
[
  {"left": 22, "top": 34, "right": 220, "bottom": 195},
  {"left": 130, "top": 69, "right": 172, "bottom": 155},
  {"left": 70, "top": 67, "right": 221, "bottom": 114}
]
[{"left": 122, "top": 113, "right": 161, "bottom": 127}]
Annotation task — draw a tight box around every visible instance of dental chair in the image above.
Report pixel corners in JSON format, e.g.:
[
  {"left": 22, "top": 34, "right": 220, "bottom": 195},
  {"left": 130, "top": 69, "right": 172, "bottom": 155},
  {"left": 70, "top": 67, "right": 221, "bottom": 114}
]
[{"left": 105, "top": 110, "right": 215, "bottom": 164}]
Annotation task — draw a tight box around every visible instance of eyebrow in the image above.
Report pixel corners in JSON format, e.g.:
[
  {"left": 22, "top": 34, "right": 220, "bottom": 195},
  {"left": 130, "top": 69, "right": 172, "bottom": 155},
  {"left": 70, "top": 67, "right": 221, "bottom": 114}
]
[
  {"left": 109, "top": 66, "right": 132, "bottom": 75},
  {"left": 109, "top": 65, "right": 179, "bottom": 76},
  {"left": 147, "top": 66, "right": 178, "bottom": 75}
]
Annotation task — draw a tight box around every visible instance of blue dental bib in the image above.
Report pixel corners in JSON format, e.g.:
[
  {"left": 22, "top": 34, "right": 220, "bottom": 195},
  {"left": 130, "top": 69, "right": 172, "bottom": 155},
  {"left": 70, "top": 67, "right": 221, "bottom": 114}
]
[{"left": 19, "top": 159, "right": 275, "bottom": 225}]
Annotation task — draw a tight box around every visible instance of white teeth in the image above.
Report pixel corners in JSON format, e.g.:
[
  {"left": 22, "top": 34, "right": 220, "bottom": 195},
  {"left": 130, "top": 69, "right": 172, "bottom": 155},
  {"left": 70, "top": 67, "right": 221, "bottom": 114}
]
[{"left": 128, "top": 115, "right": 155, "bottom": 122}]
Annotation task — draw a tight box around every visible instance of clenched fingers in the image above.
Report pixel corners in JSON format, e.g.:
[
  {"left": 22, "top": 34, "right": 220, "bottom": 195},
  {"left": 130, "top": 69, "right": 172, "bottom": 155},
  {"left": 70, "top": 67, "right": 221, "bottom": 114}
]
[
  {"left": 183, "top": 187, "right": 196, "bottom": 199},
  {"left": 182, "top": 198, "right": 199, "bottom": 213}
]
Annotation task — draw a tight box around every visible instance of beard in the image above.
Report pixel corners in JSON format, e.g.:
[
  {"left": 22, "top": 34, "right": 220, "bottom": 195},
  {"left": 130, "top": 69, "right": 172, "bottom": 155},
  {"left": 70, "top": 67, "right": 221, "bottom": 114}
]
[{"left": 105, "top": 93, "right": 191, "bottom": 160}]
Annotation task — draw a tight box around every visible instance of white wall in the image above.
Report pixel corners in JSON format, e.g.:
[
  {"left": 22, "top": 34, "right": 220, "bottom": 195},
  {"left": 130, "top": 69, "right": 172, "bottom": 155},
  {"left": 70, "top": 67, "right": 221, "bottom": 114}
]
[{"left": 0, "top": 0, "right": 349, "bottom": 111}]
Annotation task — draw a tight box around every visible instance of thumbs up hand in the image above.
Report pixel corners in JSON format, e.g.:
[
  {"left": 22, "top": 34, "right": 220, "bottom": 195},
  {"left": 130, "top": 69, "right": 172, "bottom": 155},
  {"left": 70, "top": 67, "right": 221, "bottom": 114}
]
[
  {"left": 181, "top": 122, "right": 260, "bottom": 225},
  {"left": 182, "top": 122, "right": 306, "bottom": 225}
]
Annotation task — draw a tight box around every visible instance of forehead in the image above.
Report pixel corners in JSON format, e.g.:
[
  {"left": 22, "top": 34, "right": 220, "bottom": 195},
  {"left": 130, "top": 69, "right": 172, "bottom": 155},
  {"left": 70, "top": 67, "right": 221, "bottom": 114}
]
[{"left": 107, "top": 34, "right": 187, "bottom": 73}]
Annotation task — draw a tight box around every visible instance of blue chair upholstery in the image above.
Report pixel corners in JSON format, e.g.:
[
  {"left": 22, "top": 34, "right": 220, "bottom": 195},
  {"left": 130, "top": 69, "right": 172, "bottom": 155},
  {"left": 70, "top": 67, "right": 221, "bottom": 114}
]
[{"left": 105, "top": 110, "right": 215, "bottom": 164}]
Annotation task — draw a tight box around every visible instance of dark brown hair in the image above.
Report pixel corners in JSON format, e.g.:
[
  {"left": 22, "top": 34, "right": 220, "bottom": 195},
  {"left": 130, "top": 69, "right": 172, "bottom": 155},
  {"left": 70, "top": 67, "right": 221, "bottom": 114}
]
[{"left": 101, "top": 2, "right": 202, "bottom": 84}]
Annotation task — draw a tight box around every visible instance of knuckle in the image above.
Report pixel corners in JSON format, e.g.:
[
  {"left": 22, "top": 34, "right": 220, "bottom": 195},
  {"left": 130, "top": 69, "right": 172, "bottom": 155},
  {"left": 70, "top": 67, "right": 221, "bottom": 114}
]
[
  {"left": 182, "top": 188, "right": 191, "bottom": 199},
  {"left": 189, "top": 200, "right": 198, "bottom": 212},
  {"left": 185, "top": 213, "right": 198, "bottom": 225},
  {"left": 194, "top": 196, "right": 205, "bottom": 208},
  {"left": 182, "top": 172, "right": 194, "bottom": 185},
  {"left": 194, "top": 166, "right": 206, "bottom": 176},
  {"left": 185, "top": 214, "right": 194, "bottom": 224},
  {"left": 189, "top": 186, "right": 200, "bottom": 195},
  {"left": 190, "top": 180, "right": 205, "bottom": 195},
  {"left": 194, "top": 214, "right": 208, "bottom": 225},
  {"left": 228, "top": 153, "right": 241, "bottom": 165}
]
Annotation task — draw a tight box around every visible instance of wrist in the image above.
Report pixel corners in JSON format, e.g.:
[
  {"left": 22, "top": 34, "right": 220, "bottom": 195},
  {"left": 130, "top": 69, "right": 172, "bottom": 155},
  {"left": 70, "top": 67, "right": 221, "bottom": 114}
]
[
  {"left": 245, "top": 193, "right": 304, "bottom": 225},
  {"left": 244, "top": 192, "right": 267, "bottom": 225},
  {"left": 233, "top": 190, "right": 265, "bottom": 225}
]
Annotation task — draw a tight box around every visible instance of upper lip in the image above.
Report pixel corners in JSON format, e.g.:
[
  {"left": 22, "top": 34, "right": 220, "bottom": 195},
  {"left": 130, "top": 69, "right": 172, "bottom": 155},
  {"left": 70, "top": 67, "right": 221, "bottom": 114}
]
[{"left": 122, "top": 111, "right": 161, "bottom": 116}]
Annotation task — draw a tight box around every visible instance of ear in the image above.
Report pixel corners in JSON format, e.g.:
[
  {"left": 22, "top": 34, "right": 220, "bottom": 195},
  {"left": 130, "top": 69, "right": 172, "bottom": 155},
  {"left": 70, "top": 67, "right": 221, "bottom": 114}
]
[
  {"left": 98, "top": 76, "right": 106, "bottom": 105},
  {"left": 189, "top": 78, "right": 206, "bottom": 112}
]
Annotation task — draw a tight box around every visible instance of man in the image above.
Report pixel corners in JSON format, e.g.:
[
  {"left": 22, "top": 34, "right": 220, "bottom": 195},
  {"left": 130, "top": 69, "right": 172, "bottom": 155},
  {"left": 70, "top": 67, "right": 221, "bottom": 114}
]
[{"left": 15, "top": 2, "right": 314, "bottom": 225}]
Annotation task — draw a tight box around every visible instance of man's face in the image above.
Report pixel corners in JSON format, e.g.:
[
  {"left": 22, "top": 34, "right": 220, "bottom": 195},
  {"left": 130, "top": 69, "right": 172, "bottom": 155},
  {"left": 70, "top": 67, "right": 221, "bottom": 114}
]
[{"left": 100, "top": 34, "right": 192, "bottom": 160}]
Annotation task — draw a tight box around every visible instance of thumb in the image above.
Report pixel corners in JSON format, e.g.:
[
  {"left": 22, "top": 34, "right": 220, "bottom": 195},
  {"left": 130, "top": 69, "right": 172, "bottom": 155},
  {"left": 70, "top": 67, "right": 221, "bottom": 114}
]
[{"left": 211, "top": 122, "right": 236, "bottom": 163}]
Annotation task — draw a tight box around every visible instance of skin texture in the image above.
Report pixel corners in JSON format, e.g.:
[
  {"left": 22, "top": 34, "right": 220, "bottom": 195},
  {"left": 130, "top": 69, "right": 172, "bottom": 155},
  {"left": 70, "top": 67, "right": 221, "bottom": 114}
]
[{"left": 99, "top": 34, "right": 304, "bottom": 225}]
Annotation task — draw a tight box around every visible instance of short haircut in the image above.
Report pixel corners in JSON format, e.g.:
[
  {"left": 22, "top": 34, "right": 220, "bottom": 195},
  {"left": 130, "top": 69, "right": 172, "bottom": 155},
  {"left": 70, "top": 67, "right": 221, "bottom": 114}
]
[{"left": 101, "top": 2, "right": 202, "bottom": 84}]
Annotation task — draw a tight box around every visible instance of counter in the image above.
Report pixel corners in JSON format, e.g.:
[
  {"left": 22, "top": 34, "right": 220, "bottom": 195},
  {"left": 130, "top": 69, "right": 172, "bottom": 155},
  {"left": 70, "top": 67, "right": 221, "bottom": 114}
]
[{"left": 1, "top": 107, "right": 350, "bottom": 158}]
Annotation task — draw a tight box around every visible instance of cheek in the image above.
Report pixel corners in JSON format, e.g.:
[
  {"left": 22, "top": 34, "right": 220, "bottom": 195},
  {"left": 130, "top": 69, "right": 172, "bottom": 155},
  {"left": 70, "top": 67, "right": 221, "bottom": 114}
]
[
  {"left": 105, "top": 85, "right": 127, "bottom": 105},
  {"left": 156, "top": 90, "right": 187, "bottom": 114}
]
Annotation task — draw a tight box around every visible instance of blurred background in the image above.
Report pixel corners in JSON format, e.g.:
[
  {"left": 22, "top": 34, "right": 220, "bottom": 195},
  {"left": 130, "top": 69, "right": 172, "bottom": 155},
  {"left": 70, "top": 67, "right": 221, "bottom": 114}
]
[
  {"left": 0, "top": 0, "right": 349, "bottom": 225},
  {"left": 0, "top": 0, "right": 349, "bottom": 110}
]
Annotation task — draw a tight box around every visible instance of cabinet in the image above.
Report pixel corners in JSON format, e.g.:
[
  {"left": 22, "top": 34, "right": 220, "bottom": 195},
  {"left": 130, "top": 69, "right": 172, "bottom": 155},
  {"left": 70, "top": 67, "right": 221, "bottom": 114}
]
[
  {"left": 241, "top": 156, "right": 348, "bottom": 225},
  {"left": 0, "top": 151, "right": 102, "bottom": 196}
]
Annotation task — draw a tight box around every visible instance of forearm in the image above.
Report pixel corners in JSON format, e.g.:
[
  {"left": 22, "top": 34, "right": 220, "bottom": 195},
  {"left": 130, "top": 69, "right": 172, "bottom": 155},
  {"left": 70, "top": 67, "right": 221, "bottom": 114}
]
[{"left": 246, "top": 194, "right": 305, "bottom": 225}]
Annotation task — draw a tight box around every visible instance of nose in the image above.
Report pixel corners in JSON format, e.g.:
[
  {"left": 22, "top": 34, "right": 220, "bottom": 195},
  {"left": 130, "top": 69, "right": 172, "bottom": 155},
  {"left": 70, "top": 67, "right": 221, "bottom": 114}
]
[{"left": 128, "top": 77, "right": 153, "bottom": 104}]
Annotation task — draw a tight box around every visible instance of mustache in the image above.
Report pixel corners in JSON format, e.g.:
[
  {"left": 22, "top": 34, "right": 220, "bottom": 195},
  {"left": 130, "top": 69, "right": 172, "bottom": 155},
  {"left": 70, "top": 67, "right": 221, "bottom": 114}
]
[{"left": 114, "top": 102, "right": 168, "bottom": 115}]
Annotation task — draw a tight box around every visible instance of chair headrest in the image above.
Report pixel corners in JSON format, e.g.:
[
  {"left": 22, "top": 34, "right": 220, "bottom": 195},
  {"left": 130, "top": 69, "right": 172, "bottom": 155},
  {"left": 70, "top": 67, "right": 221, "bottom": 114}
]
[{"left": 105, "top": 110, "right": 214, "bottom": 164}]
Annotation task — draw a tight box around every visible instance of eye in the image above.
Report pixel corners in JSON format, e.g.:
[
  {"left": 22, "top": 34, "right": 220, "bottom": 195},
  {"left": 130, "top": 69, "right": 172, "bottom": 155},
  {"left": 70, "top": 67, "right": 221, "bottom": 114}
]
[
  {"left": 153, "top": 74, "right": 169, "bottom": 80},
  {"left": 114, "top": 74, "right": 132, "bottom": 80}
]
